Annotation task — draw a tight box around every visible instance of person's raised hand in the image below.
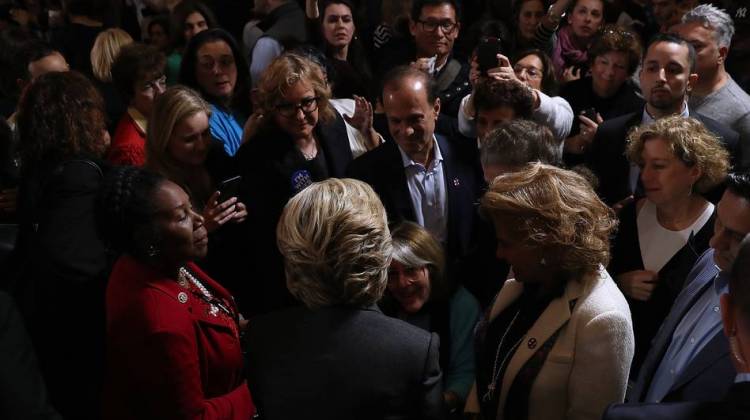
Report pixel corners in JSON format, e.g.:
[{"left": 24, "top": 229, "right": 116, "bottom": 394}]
[{"left": 203, "top": 191, "right": 239, "bottom": 233}]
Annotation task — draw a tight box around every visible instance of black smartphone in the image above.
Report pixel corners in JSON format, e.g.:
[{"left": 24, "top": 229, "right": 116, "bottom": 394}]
[
  {"left": 580, "top": 107, "right": 597, "bottom": 122},
  {"left": 217, "top": 175, "right": 242, "bottom": 204},
  {"left": 477, "top": 37, "right": 504, "bottom": 74}
]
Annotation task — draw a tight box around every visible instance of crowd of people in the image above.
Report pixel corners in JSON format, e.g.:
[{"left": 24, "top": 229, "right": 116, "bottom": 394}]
[{"left": 0, "top": 0, "right": 749, "bottom": 419}]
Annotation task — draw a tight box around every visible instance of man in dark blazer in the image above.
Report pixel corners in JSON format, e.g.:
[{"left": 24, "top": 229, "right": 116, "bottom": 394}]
[
  {"left": 587, "top": 33, "right": 742, "bottom": 206},
  {"left": 603, "top": 221, "right": 750, "bottom": 420},
  {"left": 347, "top": 65, "right": 498, "bottom": 303},
  {"left": 614, "top": 173, "right": 750, "bottom": 410}
]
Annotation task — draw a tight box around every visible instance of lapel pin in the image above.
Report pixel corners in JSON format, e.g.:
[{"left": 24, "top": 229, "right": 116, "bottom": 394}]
[
  {"left": 178, "top": 292, "right": 188, "bottom": 304},
  {"left": 453, "top": 178, "right": 460, "bottom": 187},
  {"left": 527, "top": 337, "right": 537, "bottom": 349}
]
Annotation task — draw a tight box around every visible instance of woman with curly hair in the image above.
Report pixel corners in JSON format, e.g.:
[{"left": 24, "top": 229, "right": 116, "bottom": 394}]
[
  {"left": 609, "top": 115, "right": 730, "bottom": 376},
  {"left": 465, "top": 162, "right": 633, "bottom": 420},
  {"left": 8, "top": 70, "right": 111, "bottom": 419}
]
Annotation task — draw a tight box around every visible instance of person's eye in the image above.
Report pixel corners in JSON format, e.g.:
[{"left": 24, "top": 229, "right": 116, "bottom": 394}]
[{"left": 342, "top": 16, "right": 352, "bottom": 23}]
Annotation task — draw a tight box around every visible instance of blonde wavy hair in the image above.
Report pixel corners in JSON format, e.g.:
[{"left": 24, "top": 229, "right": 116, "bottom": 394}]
[
  {"left": 277, "top": 178, "right": 392, "bottom": 308},
  {"left": 145, "top": 85, "right": 212, "bottom": 204},
  {"left": 626, "top": 115, "right": 730, "bottom": 193},
  {"left": 90, "top": 28, "right": 134, "bottom": 82},
  {"left": 255, "top": 53, "right": 335, "bottom": 123},
  {"left": 480, "top": 163, "right": 617, "bottom": 280}
]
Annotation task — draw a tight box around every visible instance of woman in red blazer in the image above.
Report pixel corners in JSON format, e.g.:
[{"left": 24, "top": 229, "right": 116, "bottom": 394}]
[{"left": 96, "top": 166, "right": 254, "bottom": 419}]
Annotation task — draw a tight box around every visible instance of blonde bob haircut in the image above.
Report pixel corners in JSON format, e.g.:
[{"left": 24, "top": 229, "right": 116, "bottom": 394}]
[
  {"left": 255, "top": 53, "right": 335, "bottom": 123},
  {"left": 626, "top": 116, "right": 730, "bottom": 194},
  {"left": 90, "top": 28, "right": 134, "bottom": 82},
  {"left": 480, "top": 163, "right": 617, "bottom": 280},
  {"left": 146, "top": 85, "right": 212, "bottom": 201},
  {"left": 277, "top": 178, "right": 392, "bottom": 308}
]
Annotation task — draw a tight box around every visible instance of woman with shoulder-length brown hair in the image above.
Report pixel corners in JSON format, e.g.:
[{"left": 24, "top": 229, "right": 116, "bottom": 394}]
[
  {"left": 465, "top": 162, "right": 634, "bottom": 420},
  {"left": 609, "top": 115, "right": 730, "bottom": 376},
  {"left": 233, "top": 52, "right": 352, "bottom": 314}
]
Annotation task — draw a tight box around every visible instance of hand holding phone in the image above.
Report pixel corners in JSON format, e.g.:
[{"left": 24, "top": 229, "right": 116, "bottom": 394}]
[
  {"left": 477, "top": 37, "right": 504, "bottom": 74},
  {"left": 217, "top": 175, "right": 242, "bottom": 204}
]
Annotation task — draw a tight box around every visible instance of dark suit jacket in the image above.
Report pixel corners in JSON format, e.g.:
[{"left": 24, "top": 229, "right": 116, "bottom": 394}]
[
  {"left": 0, "top": 291, "right": 61, "bottom": 420},
  {"left": 3, "top": 158, "right": 109, "bottom": 420},
  {"left": 587, "top": 110, "right": 740, "bottom": 206},
  {"left": 245, "top": 305, "right": 444, "bottom": 420},
  {"left": 604, "top": 381, "right": 750, "bottom": 420},
  {"left": 628, "top": 250, "right": 734, "bottom": 404},
  {"left": 346, "top": 135, "right": 506, "bottom": 306},
  {"left": 346, "top": 134, "right": 482, "bottom": 268}
]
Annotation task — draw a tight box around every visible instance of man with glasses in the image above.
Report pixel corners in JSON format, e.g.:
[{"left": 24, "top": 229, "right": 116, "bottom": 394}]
[
  {"left": 109, "top": 43, "right": 167, "bottom": 166},
  {"left": 378, "top": 0, "right": 470, "bottom": 125}
]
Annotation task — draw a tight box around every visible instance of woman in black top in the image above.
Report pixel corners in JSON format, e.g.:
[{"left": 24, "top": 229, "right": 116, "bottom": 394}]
[
  {"left": 560, "top": 25, "right": 644, "bottom": 165},
  {"left": 235, "top": 53, "right": 352, "bottom": 315}
]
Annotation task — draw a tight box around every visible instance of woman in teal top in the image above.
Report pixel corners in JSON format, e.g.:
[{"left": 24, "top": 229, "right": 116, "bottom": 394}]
[
  {"left": 180, "top": 29, "right": 250, "bottom": 157},
  {"left": 379, "top": 221, "right": 480, "bottom": 418}
]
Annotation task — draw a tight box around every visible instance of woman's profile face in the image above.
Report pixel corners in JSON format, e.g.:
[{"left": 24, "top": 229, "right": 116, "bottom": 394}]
[
  {"left": 591, "top": 51, "right": 629, "bottom": 98},
  {"left": 322, "top": 3, "right": 355, "bottom": 50},
  {"left": 151, "top": 180, "right": 208, "bottom": 264},
  {"left": 494, "top": 221, "right": 545, "bottom": 284},
  {"left": 167, "top": 111, "right": 212, "bottom": 167},
  {"left": 567, "top": 0, "right": 603, "bottom": 40},
  {"left": 517, "top": 0, "right": 544, "bottom": 41},
  {"left": 639, "top": 137, "right": 701, "bottom": 207},
  {"left": 195, "top": 40, "right": 237, "bottom": 100},
  {"left": 272, "top": 80, "right": 320, "bottom": 140},
  {"left": 387, "top": 260, "right": 431, "bottom": 313}
]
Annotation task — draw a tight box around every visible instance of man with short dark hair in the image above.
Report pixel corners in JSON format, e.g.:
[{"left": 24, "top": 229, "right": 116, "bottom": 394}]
[
  {"left": 672, "top": 4, "right": 750, "bottom": 167},
  {"left": 348, "top": 65, "right": 503, "bottom": 308},
  {"left": 587, "top": 33, "right": 740, "bottom": 206}
]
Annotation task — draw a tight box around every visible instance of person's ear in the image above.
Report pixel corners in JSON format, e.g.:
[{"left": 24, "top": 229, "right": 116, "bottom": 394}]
[
  {"left": 409, "top": 18, "right": 418, "bottom": 37},
  {"left": 433, "top": 97, "right": 441, "bottom": 119},
  {"left": 687, "top": 72, "right": 699, "bottom": 93},
  {"left": 718, "top": 45, "right": 729, "bottom": 65}
]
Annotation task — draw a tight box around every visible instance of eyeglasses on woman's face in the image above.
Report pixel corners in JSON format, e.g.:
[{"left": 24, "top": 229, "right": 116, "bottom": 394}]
[{"left": 275, "top": 96, "right": 320, "bottom": 118}]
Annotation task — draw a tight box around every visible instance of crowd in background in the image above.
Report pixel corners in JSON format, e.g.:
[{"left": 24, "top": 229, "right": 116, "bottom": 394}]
[{"left": 0, "top": 0, "right": 749, "bottom": 419}]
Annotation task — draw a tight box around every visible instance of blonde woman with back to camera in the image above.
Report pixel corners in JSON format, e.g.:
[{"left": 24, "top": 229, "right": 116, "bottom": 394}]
[
  {"left": 466, "top": 163, "right": 634, "bottom": 420},
  {"left": 245, "top": 178, "right": 443, "bottom": 419}
]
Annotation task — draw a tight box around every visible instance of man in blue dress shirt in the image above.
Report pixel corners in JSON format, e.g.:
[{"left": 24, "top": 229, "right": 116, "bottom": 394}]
[
  {"left": 604, "top": 209, "right": 750, "bottom": 419},
  {"left": 618, "top": 172, "right": 750, "bottom": 406}
]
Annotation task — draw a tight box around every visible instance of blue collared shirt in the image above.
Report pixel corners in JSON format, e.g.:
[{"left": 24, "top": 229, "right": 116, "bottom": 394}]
[
  {"left": 209, "top": 104, "right": 243, "bottom": 157},
  {"left": 736, "top": 373, "right": 750, "bottom": 384},
  {"left": 397, "top": 137, "right": 448, "bottom": 244},
  {"left": 646, "top": 268, "right": 728, "bottom": 402},
  {"left": 628, "top": 103, "right": 691, "bottom": 193}
]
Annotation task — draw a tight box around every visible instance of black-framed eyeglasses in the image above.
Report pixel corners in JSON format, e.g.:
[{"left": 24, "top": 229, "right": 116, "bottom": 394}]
[
  {"left": 416, "top": 19, "right": 457, "bottom": 34},
  {"left": 275, "top": 97, "right": 320, "bottom": 117}
]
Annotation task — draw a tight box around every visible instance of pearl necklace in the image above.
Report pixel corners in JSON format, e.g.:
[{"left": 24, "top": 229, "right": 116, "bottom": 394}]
[
  {"left": 178, "top": 266, "right": 232, "bottom": 318},
  {"left": 482, "top": 309, "right": 525, "bottom": 403}
]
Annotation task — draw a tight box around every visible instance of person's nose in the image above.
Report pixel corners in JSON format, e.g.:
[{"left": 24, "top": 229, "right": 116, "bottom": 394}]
[
  {"left": 155, "top": 83, "right": 166, "bottom": 96},
  {"left": 191, "top": 208, "right": 205, "bottom": 227}
]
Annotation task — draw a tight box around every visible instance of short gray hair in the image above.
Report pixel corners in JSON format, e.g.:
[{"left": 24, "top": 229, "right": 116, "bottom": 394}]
[
  {"left": 277, "top": 178, "right": 392, "bottom": 308},
  {"left": 682, "top": 4, "right": 735, "bottom": 49}
]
